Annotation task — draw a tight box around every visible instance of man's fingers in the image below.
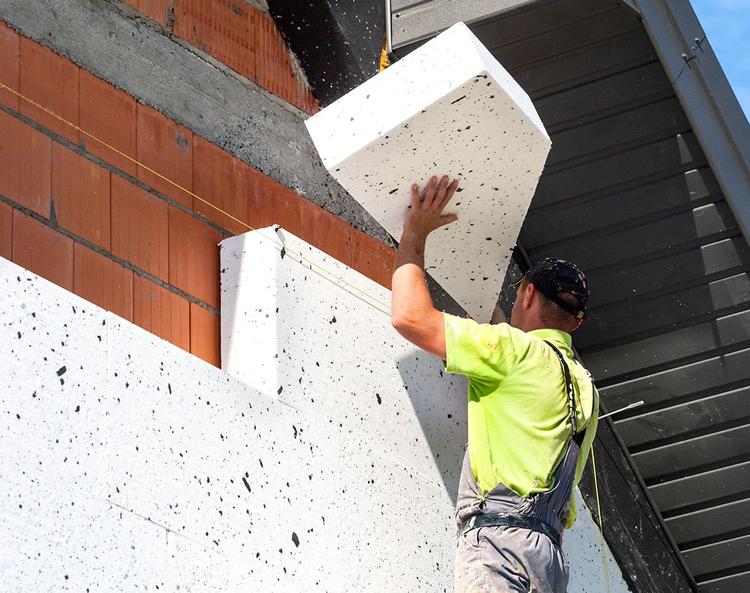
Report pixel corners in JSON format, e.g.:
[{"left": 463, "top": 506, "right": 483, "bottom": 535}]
[
  {"left": 437, "top": 213, "right": 458, "bottom": 228},
  {"left": 423, "top": 175, "right": 438, "bottom": 203},
  {"left": 410, "top": 183, "right": 421, "bottom": 208},
  {"left": 409, "top": 175, "right": 457, "bottom": 216},
  {"left": 431, "top": 175, "right": 449, "bottom": 209},
  {"left": 439, "top": 178, "right": 459, "bottom": 210}
]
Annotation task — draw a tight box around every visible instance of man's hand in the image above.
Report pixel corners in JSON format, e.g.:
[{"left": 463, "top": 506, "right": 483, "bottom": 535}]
[
  {"left": 391, "top": 175, "right": 459, "bottom": 360},
  {"left": 403, "top": 175, "right": 459, "bottom": 244}
]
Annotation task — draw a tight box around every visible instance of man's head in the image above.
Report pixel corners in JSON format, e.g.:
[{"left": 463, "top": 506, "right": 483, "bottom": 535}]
[{"left": 509, "top": 258, "right": 589, "bottom": 333}]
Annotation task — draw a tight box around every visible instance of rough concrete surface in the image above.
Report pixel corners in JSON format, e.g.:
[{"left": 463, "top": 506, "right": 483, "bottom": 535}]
[{"left": 0, "top": 0, "right": 390, "bottom": 241}]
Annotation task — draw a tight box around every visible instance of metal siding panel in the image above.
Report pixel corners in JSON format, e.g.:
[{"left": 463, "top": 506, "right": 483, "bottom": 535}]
[
  {"left": 602, "top": 347, "right": 750, "bottom": 412},
  {"left": 684, "top": 535, "right": 750, "bottom": 581},
  {"left": 546, "top": 98, "right": 690, "bottom": 167},
  {"left": 696, "top": 569, "right": 750, "bottom": 593},
  {"left": 470, "top": 0, "right": 620, "bottom": 46},
  {"left": 616, "top": 385, "right": 750, "bottom": 449},
  {"left": 485, "top": 8, "right": 639, "bottom": 63},
  {"left": 583, "top": 237, "right": 749, "bottom": 309},
  {"left": 586, "top": 308, "right": 750, "bottom": 381},
  {"left": 530, "top": 201, "right": 737, "bottom": 272},
  {"left": 537, "top": 63, "right": 675, "bottom": 130},
  {"left": 532, "top": 132, "right": 707, "bottom": 210},
  {"left": 391, "top": 0, "right": 425, "bottom": 11},
  {"left": 634, "top": 0, "right": 750, "bottom": 249},
  {"left": 666, "top": 498, "right": 750, "bottom": 548},
  {"left": 391, "top": 0, "right": 542, "bottom": 50},
  {"left": 522, "top": 166, "right": 721, "bottom": 249},
  {"left": 515, "top": 28, "right": 657, "bottom": 96},
  {"left": 577, "top": 273, "right": 750, "bottom": 351},
  {"left": 650, "top": 461, "right": 750, "bottom": 514},
  {"left": 632, "top": 424, "right": 750, "bottom": 483}
]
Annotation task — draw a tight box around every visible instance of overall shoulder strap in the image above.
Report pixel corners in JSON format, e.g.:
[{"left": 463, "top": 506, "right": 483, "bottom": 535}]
[{"left": 544, "top": 340, "right": 586, "bottom": 446}]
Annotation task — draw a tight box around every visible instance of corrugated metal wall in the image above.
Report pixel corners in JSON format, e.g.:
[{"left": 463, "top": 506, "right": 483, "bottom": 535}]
[{"left": 394, "top": 1, "right": 750, "bottom": 591}]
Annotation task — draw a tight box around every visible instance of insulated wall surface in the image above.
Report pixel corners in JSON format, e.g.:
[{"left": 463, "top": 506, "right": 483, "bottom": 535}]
[{"left": 1, "top": 253, "right": 629, "bottom": 592}]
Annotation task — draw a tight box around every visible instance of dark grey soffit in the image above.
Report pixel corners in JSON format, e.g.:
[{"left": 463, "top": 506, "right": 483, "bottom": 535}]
[
  {"left": 632, "top": 0, "right": 750, "bottom": 249},
  {"left": 390, "top": 0, "right": 750, "bottom": 248}
]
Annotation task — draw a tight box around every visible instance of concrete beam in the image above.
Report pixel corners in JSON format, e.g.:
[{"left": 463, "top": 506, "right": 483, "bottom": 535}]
[{"left": 0, "top": 0, "right": 389, "bottom": 241}]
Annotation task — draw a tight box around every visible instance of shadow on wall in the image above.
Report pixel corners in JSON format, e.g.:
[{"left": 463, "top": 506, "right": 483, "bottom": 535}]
[{"left": 396, "top": 350, "right": 468, "bottom": 507}]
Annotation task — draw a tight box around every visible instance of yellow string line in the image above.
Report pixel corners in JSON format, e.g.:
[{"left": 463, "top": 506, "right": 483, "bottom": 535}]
[
  {"left": 0, "top": 81, "right": 392, "bottom": 314},
  {"left": 591, "top": 446, "right": 612, "bottom": 593}
]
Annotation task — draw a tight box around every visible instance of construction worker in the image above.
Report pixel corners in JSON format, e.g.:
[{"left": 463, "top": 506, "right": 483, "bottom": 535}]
[{"left": 391, "top": 175, "right": 599, "bottom": 593}]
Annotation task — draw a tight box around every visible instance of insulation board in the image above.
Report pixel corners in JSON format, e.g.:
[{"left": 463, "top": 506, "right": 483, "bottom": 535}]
[
  {"left": 305, "top": 22, "right": 550, "bottom": 320},
  {"left": 1, "top": 252, "right": 631, "bottom": 593}
]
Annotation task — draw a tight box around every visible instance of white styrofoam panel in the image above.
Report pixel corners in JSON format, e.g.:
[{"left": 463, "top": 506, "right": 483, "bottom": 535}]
[
  {"left": 220, "top": 228, "right": 469, "bottom": 497},
  {"left": 165, "top": 532, "right": 256, "bottom": 593},
  {"left": 103, "top": 314, "right": 343, "bottom": 578},
  {"left": 0, "top": 270, "right": 111, "bottom": 536},
  {"left": 336, "top": 440, "right": 456, "bottom": 592},
  {"left": 1, "top": 498, "right": 170, "bottom": 593},
  {"left": 219, "top": 232, "right": 280, "bottom": 396},
  {"left": 1, "top": 255, "right": 632, "bottom": 593},
  {"left": 305, "top": 22, "right": 551, "bottom": 321}
]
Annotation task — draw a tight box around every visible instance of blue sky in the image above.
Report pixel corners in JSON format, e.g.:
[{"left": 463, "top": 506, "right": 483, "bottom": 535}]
[{"left": 691, "top": 0, "right": 749, "bottom": 120}]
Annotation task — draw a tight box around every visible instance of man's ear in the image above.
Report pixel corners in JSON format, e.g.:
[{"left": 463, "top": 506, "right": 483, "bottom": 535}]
[{"left": 523, "top": 282, "right": 536, "bottom": 309}]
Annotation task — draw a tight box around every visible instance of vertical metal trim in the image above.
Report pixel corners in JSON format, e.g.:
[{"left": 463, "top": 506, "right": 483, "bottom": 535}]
[
  {"left": 385, "top": 0, "right": 393, "bottom": 55},
  {"left": 634, "top": 0, "right": 750, "bottom": 247}
]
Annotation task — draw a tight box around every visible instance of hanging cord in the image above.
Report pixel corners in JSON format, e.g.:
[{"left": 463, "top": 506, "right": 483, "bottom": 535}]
[
  {"left": 591, "top": 446, "right": 612, "bottom": 593},
  {"left": 0, "top": 81, "right": 392, "bottom": 314}
]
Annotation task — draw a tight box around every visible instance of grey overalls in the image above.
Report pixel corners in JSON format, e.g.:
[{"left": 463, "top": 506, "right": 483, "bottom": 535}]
[{"left": 454, "top": 342, "right": 588, "bottom": 593}]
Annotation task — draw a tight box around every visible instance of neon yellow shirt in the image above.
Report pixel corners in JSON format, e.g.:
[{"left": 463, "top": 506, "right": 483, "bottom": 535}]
[{"left": 444, "top": 314, "right": 599, "bottom": 526}]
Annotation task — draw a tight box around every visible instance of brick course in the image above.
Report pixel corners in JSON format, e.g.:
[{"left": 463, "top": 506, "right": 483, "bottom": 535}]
[{"left": 0, "top": 21, "right": 395, "bottom": 368}]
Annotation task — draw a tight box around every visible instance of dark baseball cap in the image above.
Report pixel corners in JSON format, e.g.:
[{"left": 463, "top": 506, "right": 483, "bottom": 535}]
[{"left": 525, "top": 258, "right": 589, "bottom": 320}]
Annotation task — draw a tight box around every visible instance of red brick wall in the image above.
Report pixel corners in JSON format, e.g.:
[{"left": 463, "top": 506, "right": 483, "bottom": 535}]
[
  {"left": 0, "top": 20, "right": 395, "bottom": 368},
  {"left": 122, "top": 0, "right": 318, "bottom": 114}
]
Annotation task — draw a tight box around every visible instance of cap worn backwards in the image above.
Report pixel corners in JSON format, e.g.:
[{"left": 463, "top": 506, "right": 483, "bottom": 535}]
[{"left": 525, "top": 258, "right": 589, "bottom": 320}]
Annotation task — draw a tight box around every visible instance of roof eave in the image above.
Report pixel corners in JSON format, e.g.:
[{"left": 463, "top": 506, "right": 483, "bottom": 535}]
[{"left": 635, "top": 0, "right": 750, "bottom": 245}]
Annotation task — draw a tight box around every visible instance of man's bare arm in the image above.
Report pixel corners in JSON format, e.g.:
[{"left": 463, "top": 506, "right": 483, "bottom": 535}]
[{"left": 391, "top": 176, "right": 458, "bottom": 359}]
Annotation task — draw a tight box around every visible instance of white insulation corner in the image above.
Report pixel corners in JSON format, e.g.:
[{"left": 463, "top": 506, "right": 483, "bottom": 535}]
[
  {"left": 305, "top": 22, "right": 551, "bottom": 321},
  {"left": 1, "top": 245, "right": 630, "bottom": 592}
]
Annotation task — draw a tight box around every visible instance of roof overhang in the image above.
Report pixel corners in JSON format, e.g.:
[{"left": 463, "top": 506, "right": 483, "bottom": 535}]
[
  {"left": 632, "top": 0, "right": 750, "bottom": 246},
  {"left": 389, "top": 0, "right": 750, "bottom": 247}
]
